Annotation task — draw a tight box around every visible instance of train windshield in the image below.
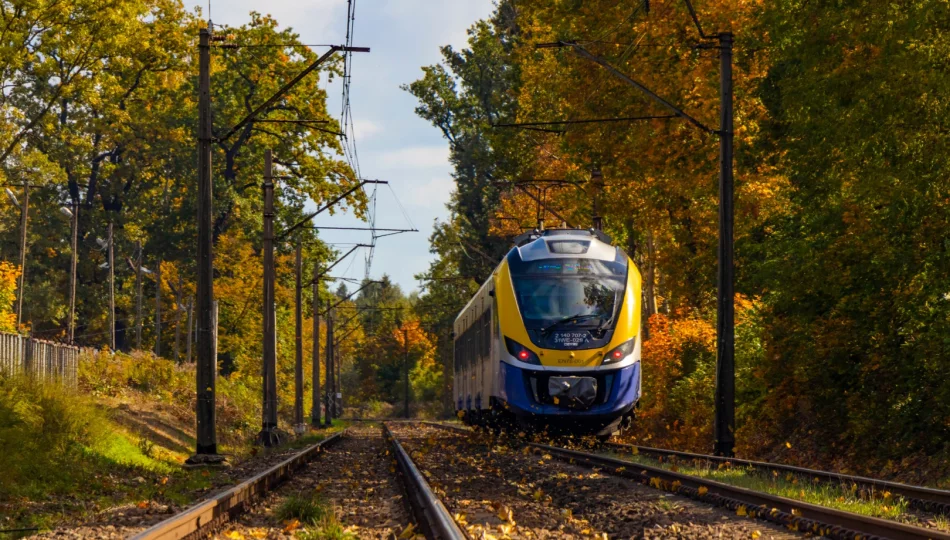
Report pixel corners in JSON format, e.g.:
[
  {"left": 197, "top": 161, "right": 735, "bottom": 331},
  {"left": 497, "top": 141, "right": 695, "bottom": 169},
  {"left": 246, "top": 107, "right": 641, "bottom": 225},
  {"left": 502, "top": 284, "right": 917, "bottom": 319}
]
[{"left": 508, "top": 256, "right": 627, "bottom": 331}]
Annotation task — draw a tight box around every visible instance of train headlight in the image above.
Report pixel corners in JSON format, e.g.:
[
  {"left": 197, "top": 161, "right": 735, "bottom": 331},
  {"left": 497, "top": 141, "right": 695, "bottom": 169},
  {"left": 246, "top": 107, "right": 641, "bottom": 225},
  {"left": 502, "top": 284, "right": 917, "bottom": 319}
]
[
  {"left": 505, "top": 337, "right": 541, "bottom": 365},
  {"left": 602, "top": 339, "right": 636, "bottom": 365}
]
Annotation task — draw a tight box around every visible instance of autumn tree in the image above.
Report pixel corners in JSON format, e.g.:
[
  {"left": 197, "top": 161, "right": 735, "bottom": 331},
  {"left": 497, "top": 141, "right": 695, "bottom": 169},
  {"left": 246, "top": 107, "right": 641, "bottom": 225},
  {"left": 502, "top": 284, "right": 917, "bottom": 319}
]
[{"left": 0, "top": 262, "right": 18, "bottom": 333}]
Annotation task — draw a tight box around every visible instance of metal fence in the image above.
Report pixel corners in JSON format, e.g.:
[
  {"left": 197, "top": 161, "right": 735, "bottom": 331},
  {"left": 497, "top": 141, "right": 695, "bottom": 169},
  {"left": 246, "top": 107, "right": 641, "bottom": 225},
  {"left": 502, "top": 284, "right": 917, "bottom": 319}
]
[{"left": 0, "top": 332, "right": 89, "bottom": 386}]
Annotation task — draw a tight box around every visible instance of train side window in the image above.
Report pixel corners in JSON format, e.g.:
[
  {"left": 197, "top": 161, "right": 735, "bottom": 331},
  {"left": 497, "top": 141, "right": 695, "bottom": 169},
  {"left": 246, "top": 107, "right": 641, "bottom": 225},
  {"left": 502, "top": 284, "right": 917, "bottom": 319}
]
[
  {"left": 482, "top": 310, "right": 490, "bottom": 356},
  {"left": 476, "top": 322, "right": 483, "bottom": 362},
  {"left": 471, "top": 325, "right": 477, "bottom": 366},
  {"left": 466, "top": 335, "right": 472, "bottom": 368}
]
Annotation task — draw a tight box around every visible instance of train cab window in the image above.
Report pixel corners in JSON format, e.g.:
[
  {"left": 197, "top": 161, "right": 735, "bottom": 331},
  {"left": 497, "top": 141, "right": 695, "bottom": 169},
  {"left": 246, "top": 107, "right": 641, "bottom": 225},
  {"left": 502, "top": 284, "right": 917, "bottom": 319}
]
[{"left": 508, "top": 253, "right": 628, "bottom": 341}]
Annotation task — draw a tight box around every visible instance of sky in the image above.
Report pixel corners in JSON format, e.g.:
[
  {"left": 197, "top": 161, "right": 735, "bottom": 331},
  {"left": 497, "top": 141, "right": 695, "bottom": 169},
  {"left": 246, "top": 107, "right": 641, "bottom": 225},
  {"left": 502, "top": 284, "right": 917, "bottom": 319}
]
[{"left": 181, "top": 0, "right": 496, "bottom": 293}]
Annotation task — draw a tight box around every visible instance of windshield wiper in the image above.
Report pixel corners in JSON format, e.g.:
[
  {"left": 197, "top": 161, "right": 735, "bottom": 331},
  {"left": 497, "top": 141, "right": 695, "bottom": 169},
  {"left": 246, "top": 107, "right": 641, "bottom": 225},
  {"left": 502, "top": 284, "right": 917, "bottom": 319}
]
[
  {"left": 540, "top": 313, "right": 603, "bottom": 335},
  {"left": 596, "top": 316, "right": 615, "bottom": 331}
]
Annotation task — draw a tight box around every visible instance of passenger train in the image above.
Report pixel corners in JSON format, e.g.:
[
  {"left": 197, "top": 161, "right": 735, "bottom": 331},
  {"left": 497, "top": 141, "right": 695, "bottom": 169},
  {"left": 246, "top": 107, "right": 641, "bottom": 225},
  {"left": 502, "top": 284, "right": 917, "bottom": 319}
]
[{"left": 453, "top": 229, "right": 642, "bottom": 438}]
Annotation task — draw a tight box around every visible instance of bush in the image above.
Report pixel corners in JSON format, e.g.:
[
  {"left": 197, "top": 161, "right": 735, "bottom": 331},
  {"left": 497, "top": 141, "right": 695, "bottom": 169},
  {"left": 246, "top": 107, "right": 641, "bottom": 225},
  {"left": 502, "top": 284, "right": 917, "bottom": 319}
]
[{"left": 0, "top": 375, "right": 109, "bottom": 500}]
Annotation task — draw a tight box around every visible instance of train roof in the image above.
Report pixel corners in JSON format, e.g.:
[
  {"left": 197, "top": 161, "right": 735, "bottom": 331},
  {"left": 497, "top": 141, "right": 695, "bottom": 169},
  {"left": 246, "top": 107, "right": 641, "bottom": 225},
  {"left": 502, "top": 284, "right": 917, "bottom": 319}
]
[
  {"left": 512, "top": 228, "right": 613, "bottom": 247},
  {"left": 453, "top": 229, "right": 620, "bottom": 328},
  {"left": 512, "top": 228, "right": 618, "bottom": 263}
]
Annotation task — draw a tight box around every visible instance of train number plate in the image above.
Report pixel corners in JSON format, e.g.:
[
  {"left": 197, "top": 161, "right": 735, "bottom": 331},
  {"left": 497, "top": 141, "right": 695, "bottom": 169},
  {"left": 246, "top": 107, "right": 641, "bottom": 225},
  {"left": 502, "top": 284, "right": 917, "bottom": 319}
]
[{"left": 550, "top": 331, "right": 591, "bottom": 347}]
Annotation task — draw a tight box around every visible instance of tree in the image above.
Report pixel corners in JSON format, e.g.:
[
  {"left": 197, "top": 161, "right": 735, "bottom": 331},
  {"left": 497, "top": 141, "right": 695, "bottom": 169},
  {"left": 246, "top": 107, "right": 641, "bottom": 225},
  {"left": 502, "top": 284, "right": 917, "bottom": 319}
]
[{"left": 0, "top": 261, "right": 18, "bottom": 333}]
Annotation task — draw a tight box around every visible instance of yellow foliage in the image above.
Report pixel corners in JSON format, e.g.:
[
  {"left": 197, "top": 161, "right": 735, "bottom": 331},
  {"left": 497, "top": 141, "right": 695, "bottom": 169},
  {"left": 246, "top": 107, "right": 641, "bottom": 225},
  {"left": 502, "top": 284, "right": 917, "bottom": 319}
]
[{"left": 0, "top": 261, "right": 20, "bottom": 333}]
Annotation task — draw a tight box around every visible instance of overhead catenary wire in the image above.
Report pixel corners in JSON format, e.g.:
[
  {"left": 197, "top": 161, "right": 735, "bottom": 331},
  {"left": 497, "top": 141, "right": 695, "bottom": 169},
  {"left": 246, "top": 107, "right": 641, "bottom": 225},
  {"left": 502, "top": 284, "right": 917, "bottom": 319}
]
[{"left": 386, "top": 183, "right": 417, "bottom": 231}]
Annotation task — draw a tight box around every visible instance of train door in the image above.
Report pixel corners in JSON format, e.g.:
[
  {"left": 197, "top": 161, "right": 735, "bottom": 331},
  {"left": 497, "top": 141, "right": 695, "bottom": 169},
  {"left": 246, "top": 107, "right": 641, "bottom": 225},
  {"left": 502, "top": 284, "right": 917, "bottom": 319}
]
[
  {"left": 465, "top": 323, "right": 472, "bottom": 409},
  {"left": 452, "top": 333, "right": 462, "bottom": 410},
  {"left": 488, "top": 295, "right": 502, "bottom": 397},
  {"left": 472, "top": 312, "right": 482, "bottom": 410},
  {"left": 480, "top": 308, "right": 490, "bottom": 410}
]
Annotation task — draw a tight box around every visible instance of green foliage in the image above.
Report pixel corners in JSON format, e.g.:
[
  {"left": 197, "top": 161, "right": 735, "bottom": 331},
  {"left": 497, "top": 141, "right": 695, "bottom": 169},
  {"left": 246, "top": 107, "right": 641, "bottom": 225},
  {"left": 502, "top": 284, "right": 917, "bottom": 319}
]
[
  {"left": 0, "top": 0, "right": 362, "bottom": 354},
  {"left": 278, "top": 493, "right": 355, "bottom": 540},
  {"left": 0, "top": 376, "right": 104, "bottom": 498},
  {"left": 740, "top": 0, "right": 950, "bottom": 463},
  {"left": 277, "top": 493, "right": 333, "bottom": 525},
  {"left": 79, "top": 350, "right": 187, "bottom": 397},
  {"left": 0, "top": 375, "right": 172, "bottom": 505},
  {"left": 408, "top": 0, "right": 950, "bottom": 475},
  {"left": 613, "top": 448, "right": 911, "bottom": 522},
  {"left": 296, "top": 522, "right": 356, "bottom": 540}
]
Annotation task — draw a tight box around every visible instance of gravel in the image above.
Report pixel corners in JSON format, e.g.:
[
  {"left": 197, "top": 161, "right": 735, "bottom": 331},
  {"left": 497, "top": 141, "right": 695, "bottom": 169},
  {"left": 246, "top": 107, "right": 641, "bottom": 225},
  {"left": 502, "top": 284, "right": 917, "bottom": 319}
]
[
  {"left": 216, "top": 424, "right": 410, "bottom": 539},
  {"left": 25, "top": 426, "right": 409, "bottom": 540},
  {"left": 389, "top": 423, "right": 803, "bottom": 540}
]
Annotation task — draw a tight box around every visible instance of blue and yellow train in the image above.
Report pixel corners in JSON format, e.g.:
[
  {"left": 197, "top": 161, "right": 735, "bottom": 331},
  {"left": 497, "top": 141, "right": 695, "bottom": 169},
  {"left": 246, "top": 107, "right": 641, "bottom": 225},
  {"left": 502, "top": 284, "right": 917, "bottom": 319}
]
[{"left": 453, "top": 229, "right": 642, "bottom": 438}]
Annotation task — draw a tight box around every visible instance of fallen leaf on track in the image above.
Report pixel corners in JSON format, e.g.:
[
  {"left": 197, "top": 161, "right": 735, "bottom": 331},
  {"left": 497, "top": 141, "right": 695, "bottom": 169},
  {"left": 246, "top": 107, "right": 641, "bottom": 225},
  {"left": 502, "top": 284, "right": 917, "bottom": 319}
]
[
  {"left": 398, "top": 523, "right": 416, "bottom": 538},
  {"left": 282, "top": 519, "right": 300, "bottom": 533}
]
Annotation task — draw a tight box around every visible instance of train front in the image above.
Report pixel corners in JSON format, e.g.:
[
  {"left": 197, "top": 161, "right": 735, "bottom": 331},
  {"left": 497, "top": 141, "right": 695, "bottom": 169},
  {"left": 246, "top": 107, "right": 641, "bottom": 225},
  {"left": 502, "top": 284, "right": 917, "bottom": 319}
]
[{"left": 495, "top": 230, "right": 641, "bottom": 437}]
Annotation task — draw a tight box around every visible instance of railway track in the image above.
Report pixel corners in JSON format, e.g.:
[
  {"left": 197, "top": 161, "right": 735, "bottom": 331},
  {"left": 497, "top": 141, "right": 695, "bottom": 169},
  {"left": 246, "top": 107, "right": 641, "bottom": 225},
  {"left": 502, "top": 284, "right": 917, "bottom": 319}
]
[
  {"left": 603, "top": 441, "right": 950, "bottom": 516},
  {"left": 129, "top": 431, "right": 346, "bottom": 540},
  {"left": 383, "top": 423, "right": 467, "bottom": 539},
  {"left": 422, "top": 421, "right": 950, "bottom": 540},
  {"left": 126, "top": 424, "right": 463, "bottom": 540}
]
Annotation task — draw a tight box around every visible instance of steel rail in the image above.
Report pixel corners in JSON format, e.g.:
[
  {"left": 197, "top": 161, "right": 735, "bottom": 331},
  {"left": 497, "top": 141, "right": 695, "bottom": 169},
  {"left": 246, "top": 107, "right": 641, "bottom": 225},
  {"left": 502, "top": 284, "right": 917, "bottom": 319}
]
[
  {"left": 418, "top": 422, "right": 950, "bottom": 539},
  {"left": 383, "top": 423, "right": 467, "bottom": 540},
  {"left": 605, "top": 442, "right": 950, "bottom": 515},
  {"left": 131, "top": 431, "right": 345, "bottom": 540},
  {"left": 419, "top": 420, "right": 470, "bottom": 435},
  {"left": 531, "top": 442, "right": 950, "bottom": 540}
]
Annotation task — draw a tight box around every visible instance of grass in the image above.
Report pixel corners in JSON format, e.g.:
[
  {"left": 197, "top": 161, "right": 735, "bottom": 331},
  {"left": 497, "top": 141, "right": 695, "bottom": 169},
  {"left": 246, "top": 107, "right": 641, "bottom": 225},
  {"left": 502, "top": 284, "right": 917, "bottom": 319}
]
[
  {"left": 0, "top": 374, "right": 228, "bottom": 533},
  {"left": 277, "top": 493, "right": 355, "bottom": 540},
  {"left": 277, "top": 493, "right": 334, "bottom": 524},
  {"left": 604, "top": 448, "right": 915, "bottom": 522},
  {"left": 0, "top": 343, "right": 360, "bottom": 538}
]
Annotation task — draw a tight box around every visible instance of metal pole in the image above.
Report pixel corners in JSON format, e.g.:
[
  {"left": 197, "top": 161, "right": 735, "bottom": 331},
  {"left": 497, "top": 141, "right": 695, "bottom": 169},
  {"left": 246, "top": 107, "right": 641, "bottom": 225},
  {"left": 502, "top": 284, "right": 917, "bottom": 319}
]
[
  {"left": 293, "top": 242, "right": 305, "bottom": 434},
  {"left": 404, "top": 326, "right": 410, "bottom": 418},
  {"left": 134, "top": 241, "right": 143, "bottom": 348},
  {"left": 333, "top": 336, "right": 343, "bottom": 418},
  {"left": 185, "top": 297, "right": 194, "bottom": 363},
  {"left": 108, "top": 222, "right": 115, "bottom": 351},
  {"left": 68, "top": 200, "right": 78, "bottom": 343},
  {"left": 323, "top": 300, "right": 333, "bottom": 427},
  {"left": 155, "top": 257, "right": 162, "bottom": 356},
  {"left": 310, "top": 269, "right": 321, "bottom": 427},
  {"left": 15, "top": 183, "right": 28, "bottom": 330},
  {"left": 174, "top": 274, "right": 183, "bottom": 362},
  {"left": 188, "top": 26, "right": 222, "bottom": 463},
  {"left": 258, "top": 149, "right": 280, "bottom": 446},
  {"left": 713, "top": 32, "right": 735, "bottom": 458}
]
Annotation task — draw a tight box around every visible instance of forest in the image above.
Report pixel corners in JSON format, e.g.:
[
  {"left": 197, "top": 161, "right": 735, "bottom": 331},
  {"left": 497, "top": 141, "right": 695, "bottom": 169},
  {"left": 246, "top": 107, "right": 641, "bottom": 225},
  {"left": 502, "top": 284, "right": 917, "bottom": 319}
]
[
  {"left": 0, "top": 0, "right": 948, "bottom": 485},
  {"left": 0, "top": 0, "right": 443, "bottom": 435},
  {"left": 406, "top": 0, "right": 950, "bottom": 479}
]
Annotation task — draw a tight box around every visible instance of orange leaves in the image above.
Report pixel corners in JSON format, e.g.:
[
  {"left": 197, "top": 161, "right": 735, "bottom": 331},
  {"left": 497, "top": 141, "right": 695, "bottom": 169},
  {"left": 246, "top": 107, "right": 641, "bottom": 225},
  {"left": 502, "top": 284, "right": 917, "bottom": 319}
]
[
  {"left": 281, "top": 519, "right": 300, "bottom": 533},
  {"left": 0, "top": 260, "right": 18, "bottom": 333},
  {"left": 492, "top": 501, "right": 515, "bottom": 524},
  {"left": 392, "top": 319, "right": 430, "bottom": 353}
]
